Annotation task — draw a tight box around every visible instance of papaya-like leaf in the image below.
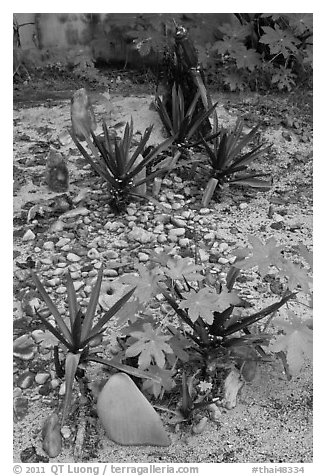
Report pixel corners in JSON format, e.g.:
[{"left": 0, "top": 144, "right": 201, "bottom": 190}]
[
  {"left": 126, "top": 322, "right": 173, "bottom": 370},
  {"left": 269, "top": 311, "right": 313, "bottom": 376}
]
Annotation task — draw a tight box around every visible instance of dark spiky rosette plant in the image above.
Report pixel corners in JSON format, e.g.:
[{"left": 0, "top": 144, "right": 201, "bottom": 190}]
[
  {"left": 200, "top": 118, "right": 272, "bottom": 206},
  {"left": 70, "top": 118, "right": 173, "bottom": 212},
  {"left": 32, "top": 266, "right": 160, "bottom": 424},
  {"left": 155, "top": 83, "right": 219, "bottom": 150}
]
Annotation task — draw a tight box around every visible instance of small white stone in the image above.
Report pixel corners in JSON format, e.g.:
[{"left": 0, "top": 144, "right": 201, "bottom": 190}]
[
  {"left": 157, "top": 234, "right": 167, "bottom": 244},
  {"left": 51, "top": 379, "right": 61, "bottom": 389},
  {"left": 199, "top": 208, "right": 210, "bottom": 215},
  {"left": 57, "top": 262, "right": 68, "bottom": 268},
  {"left": 73, "top": 281, "right": 84, "bottom": 291},
  {"left": 239, "top": 202, "right": 248, "bottom": 210},
  {"left": 218, "top": 257, "right": 229, "bottom": 265},
  {"left": 67, "top": 253, "right": 81, "bottom": 262},
  {"left": 273, "top": 213, "right": 284, "bottom": 222},
  {"left": 61, "top": 426, "right": 71, "bottom": 439},
  {"left": 169, "top": 228, "right": 185, "bottom": 237},
  {"left": 47, "top": 278, "right": 61, "bottom": 287},
  {"left": 35, "top": 373, "right": 50, "bottom": 385},
  {"left": 56, "top": 286, "right": 67, "bottom": 294},
  {"left": 179, "top": 238, "right": 190, "bottom": 247},
  {"left": 43, "top": 241, "right": 55, "bottom": 251},
  {"left": 104, "top": 269, "right": 118, "bottom": 277},
  {"left": 40, "top": 258, "right": 53, "bottom": 265},
  {"left": 87, "top": 248, "right": 100, "bottom": 259},
  {"left": 22, "top": 229, "right": 36, "bottom": 241},
  {"left": 204, "top": 232, "right": 215, "bottom": 240},
  {"left": 138, "top": 252, "right": 149, "bottom": 262},
  {"left": 56, "top": 238, "right": 71, "bottom": 247},
  {"left": 59, "top": 382, "right": 66, "bottom": 395},
  {"left": 219, "top": 242, "right": 229, "bottom": 253}
]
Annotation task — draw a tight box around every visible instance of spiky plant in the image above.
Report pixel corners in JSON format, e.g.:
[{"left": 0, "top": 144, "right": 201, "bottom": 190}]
[
  {"left": 32, "top": 266, "right": 160, "bottom": 424},
  {"left": 155, "top": 83, "right": 218, "bottom": 150},
  {"left": 200, "top": 118, "right": 272, "bottom": 205},
  {"left": 71, "top": 118, "right": 173, "bottom": 212}
]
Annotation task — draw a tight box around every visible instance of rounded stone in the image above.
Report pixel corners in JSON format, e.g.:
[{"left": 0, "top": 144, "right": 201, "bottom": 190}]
[
  {"left": 67, "top": 253, "right": 81, "bottom": 262},
  {"left": 35, "top": 373, "right": 51, "bottom": 385},
  {"left": 22, "top": 229, "right": 36, "bottom": 241},
  {"left": 97, "top": 373, "right": 170, "bottom": 447},
  {"left": 169, "top": 228, "right": 185, "bottom": 237},
  {"left": 87, "top": 248, "right": 100, "bottom": 259}
]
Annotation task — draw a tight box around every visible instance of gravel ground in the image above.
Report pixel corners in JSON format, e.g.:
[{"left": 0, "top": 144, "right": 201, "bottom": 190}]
[{"left": 13, "top": 89, "right": 313, "bottom": 464}]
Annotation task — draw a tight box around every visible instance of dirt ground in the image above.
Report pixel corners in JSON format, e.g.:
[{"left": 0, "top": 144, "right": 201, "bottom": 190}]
[{"left": 12, "top": 76, "right": 313, "bottom": 464}]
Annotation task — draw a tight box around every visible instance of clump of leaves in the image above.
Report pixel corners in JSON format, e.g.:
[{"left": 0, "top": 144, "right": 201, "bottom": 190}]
[
  {"left": 32, "top": 266, "right": 159, "bottom": 424},
  {"left": 233, "top": 236, "right": 313, "bottom": 377},
  {"left": 211, "top": 13, "right": 312, "bottom": 92},
  {"left": 155, "top": 83, "right": 218, "bottom": 151},
  {"left": 199, "top": 117, "right": 272, "bottom": 205},
  {"left": 71, "top": 118, "right": 173, "bottom": 212},
  {"left": 112, "top": 234, "right": 312, "bottom": 400}
]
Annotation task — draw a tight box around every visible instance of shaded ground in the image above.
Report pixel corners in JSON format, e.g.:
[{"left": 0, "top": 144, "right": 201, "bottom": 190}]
[{"left": 13, "top": 73, "right": 313, "bottom": 463}]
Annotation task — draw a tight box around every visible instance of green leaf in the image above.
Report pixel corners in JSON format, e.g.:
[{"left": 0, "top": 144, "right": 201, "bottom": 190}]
[
  {"left": 32, "top": 272, "right": 73, "bottom": 346},
  {"left": 119, "top": 264, "right": 161, "bottom": 303},
  {"left": 34, "top": 309, "right": 73, "bottom": 351},
  {"left": 233, "top": 235, "right": 285, "bottom": 277},
  {"left": 62, "top": 352, "right": 81, "bottom": 424},
  {"left": 116, "top": 298, "right": 145, "bottom": 326},
  {"left": 297, "top": 243, "right": 313, "bottom": 271},
  {"left": 80, "top": 267, "right": 103, "bottom": 343},
  {"left": 222, "top": 292, "right": 296, "bottom": 336},
  {"left": 70, "top": 309, "right": 84, "bottom": 350},
  {"left": 202, "top": 178, "right": 218, "bottom": 207},
  {"left": 259, "top": 25, "right": 300, "bottom": 58},
  {"left": 65, "top": 271, "right": 79, "bottom": 330},
  {"left": 126, "top": 123, "right": 153, "bottom": 174},
  {"left": 278, "top": 260, "right": 312, "bottom": 294},
  {"left": 126, "top": 322, "right": 173, "bottom": 369},
  {"left": 179, "top": 287, "right": 241, "bottom": 325},
  {"left": 142, "top": 365, "right": 176, "bottom": 398},
  {"left": 230, "top": 175, "right": 272, "bottom": 189},
  {"left": 163, "top": 258, "right": 204, "bottom": 281},
  {"left": 269, "top": 312, "right": 313, "bottom": 376},
  {"left": 87, "top": 287, "right": 135, "bottom": 340},
  {"left": 128, "top": 136, "right": 174, "bottom": 178}
]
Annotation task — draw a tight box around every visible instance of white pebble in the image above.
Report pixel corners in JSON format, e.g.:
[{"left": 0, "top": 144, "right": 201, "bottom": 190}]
[
  {"left": 67, "top": 253, "right": 81, "bottom": 262},
  {"left": 218, "top": 257, "right": 229, "bottom": 264},
  {"left": 169, "top": 228, "right": 185, "bottom": 237},
  {"left": 43, "top": 241, "right": 55, "bottom": 251},
  {"left": 219, "top": 242, "right": 229, "bottom": 253},
  {"left": 138, "top": 252, "right": 149, "bottom": 262},
  {"left": 73, "top": 281, "right": 84, "bottom": 291},
  {"left": 179, "top": 238, "right": 190, "bottom": 247},
  {"left": 22, "top": 229, "right": 36, "bottom": 241},
  {"left": 199, "top": 208, "right": 210, "bottom": 215},
  {"left": 56, "top": 238, "right": 71, "bottom": 247},
  {"left": 239, "top": 202, "right": 248, "bottom": 210},
  {"left": 87, "top": 248, "right": 100, "bottom": 259},
  {"left": 35, "top": 373, "right": 50, "bottom": 385}
]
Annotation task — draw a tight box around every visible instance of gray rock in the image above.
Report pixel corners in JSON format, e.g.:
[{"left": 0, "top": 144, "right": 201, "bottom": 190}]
[
  {"left": 67, "top": 253, "right": 81, "bottom": 262},
  {"left": 128, "top": 227, "right": 153, "bottom": 244}
]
